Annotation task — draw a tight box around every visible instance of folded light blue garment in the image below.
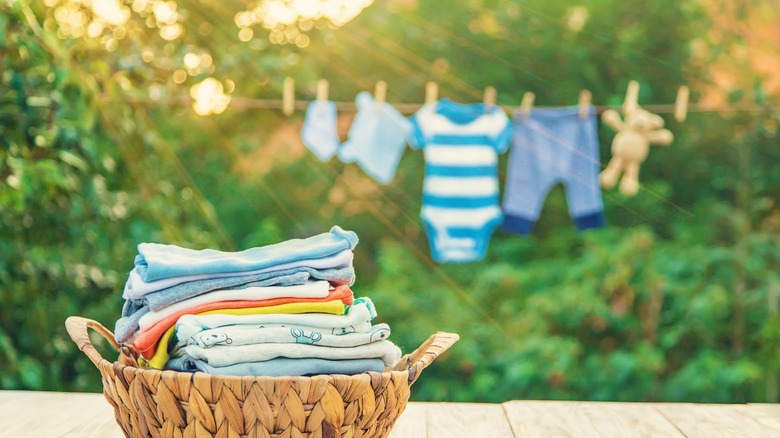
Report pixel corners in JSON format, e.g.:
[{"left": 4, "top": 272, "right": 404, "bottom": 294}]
[
  {"left": 166, "top": 356, "right": 386, "bottom": 377},
  {"left": 134, "top": 226, "right": 358, "bottom": 282},
  {"left": 123, "top": 249, "right": 355, "bottom": 299}
]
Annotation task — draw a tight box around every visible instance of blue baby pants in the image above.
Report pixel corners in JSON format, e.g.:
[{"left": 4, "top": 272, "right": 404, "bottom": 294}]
[{"left": 502, "top": 106, "right": 605, "bottom": 234}]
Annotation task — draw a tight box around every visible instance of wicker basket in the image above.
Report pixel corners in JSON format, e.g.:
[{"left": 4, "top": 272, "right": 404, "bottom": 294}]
[{"left": 66, "top": 316, "right": 458, "bottom": 438}]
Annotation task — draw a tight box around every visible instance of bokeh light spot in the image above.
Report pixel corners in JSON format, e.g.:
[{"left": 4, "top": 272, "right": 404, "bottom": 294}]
[
  {"left": 141, "top": 49, "right": 155, "bottom": 62},
  {"left": 238, "top": 27, "right": 254, "bottom": 42},
  {"left": 183, "top": 52, "right": 200, "bottom": 69},
  {"left": 189, "top": 78, "right": 231, "bottom": 116},
  {"left": 172, "top": 69, "right": 187, "bottom": 84},
  {"left": 237, "top": 0, "right": 373, "bottom": 45}
]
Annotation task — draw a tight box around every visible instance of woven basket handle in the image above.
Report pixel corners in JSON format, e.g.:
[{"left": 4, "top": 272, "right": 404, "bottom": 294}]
[
  {"left": 396, "top": 332, "right": 459, "bottom": 384},
  {"left": 65, "top": 316, "right": 119, "bottom": 368}
]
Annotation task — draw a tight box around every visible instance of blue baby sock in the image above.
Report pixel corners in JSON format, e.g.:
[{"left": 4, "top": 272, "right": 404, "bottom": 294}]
[
  {"left": 301, "top": 100, "right": 340, "bottom": 161},
  {"left": 338, "top": 92, "right": 412, "bottom": 184}
]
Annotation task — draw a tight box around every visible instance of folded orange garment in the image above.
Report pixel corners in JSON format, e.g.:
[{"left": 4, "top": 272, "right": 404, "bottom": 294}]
[{"left": 132, "top": 284, "right": 353, "bottom": 359}]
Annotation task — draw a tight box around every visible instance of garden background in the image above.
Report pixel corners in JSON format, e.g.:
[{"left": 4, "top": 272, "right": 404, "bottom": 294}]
[{"left": 1, "top": 0, "right": 779, "bottom": 403}]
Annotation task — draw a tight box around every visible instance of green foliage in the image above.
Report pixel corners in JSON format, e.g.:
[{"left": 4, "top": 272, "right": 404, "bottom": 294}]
[
  {"left": 373, "top": 216, "right": 779, "bottom": 402},
  {"left": 1, "top": 0, "right": 779, "bottom": 404}
]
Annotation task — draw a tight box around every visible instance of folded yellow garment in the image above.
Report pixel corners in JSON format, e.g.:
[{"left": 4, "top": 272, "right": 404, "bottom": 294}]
[{"left": 141, "top": 299, "right": 347, "bottom": 369}]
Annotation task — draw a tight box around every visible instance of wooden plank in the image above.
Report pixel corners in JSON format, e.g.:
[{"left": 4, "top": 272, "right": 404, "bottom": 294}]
[
  {"left": 654, "top": 403, "right": 775, "bottom": 438},
  {"left": 426, "top": 402, "right": 514, "bottom": 438},
  {"left": 55, "top": 393, "right": 123, "bottom": 438},
  {"left": 60, "top": 410, "right": 124, "bottom": 438},
  {"left": 503, "top": 401, "right": 601, "bottom": 437},
  {"left": 737, "top": 404, "right": 780, "bottom": 435},
  {"left": 0, "top": 391, "right": 123, "bottom": 438},
  {"left": 0, "top": 391, "right": 79, "bottom": 435},
  {"left": 0, "top": 391, "right": 22, "bottom": 412},
  {"left": 1, "top": 390, "right": 427, "bottom": 438},
  {"left": 576, "top": 402, "right": 684, "bottom": 437},
  {"left": 388, "top": 402, "right": 427, "bottom": 438},
  {"left": 1, "top": 391, "right": 98, "bottom": 436},
  {"left": 6, "top": 390, "right": 780, "bottom": 438}
]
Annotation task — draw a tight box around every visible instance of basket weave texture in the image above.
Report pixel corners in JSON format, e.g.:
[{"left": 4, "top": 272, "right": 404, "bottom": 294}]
[{"left": 66, "top": 316, "right": 458, "bottom": 438}]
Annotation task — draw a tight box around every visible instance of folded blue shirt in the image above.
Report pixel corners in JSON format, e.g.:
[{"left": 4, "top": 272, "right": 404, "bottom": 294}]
[
  {"left": 124, "top": 266, "right": 355, "bottom": 316},
  {"left": 134, "top": 226, "right": 358, "bottom": 282}
]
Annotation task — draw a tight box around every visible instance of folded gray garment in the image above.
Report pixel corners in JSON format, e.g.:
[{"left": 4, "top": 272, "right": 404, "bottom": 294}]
[{"left": 166, "top": 356, "right": 386, "bottom": 377}]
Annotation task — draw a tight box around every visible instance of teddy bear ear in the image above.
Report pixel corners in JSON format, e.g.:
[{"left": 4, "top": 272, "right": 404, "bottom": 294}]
[{"left": 642, "top": 111, "right": 665, "bottom": 128}]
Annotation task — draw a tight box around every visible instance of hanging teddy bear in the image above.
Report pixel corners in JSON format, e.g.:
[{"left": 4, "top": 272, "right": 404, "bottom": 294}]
[{"left": 600, "top": 106, "right": 674, "bottom": 196}]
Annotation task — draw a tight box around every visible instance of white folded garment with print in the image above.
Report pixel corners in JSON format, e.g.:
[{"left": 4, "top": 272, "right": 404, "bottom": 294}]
[{"left": 184, "top": 323, "right": 391, "bottom": 349}]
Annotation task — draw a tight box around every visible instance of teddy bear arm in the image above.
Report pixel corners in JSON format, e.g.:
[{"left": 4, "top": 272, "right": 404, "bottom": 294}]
[
  {"left": 646, "top": 129, "right": 673, "bottom": 146},
  {"left": 601, "top": 109, "right": 625, "bottom": 132}
]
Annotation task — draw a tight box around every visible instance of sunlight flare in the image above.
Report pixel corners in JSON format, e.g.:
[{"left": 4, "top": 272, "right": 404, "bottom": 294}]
[
  {"left": 236, "top": 0, "right": 374, "bottom": 44},
  {"left": 189, "top": 78, "right": 231, "bottom": 116}
]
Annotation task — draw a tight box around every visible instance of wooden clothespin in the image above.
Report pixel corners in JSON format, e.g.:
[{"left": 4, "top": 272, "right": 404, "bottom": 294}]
[
  {"left": 520, "top": 91, "right": 535, "bottom": 118},
  {"left": 316, "top": 79, "right": 329, "bottom": 102},
  {"left": 483, "top": 86, "right": 497, "bottom": 107},
  {"left": 578, "top": 89, "right": 592, "bottom": 119},
  {"left": 674, "top": 85, "right": 689, "bottom": 122},
  {"left": 622, "top": 80, "right": 639, "bottom": 115},
  {"left": 282, "top": 77, "right": 295, "bottom": 116},
  {"left": 425, "top": 81, "right": 438, "bottom": 106},
  {"left": 374, "top": 80, "right": 387, "bottom": 108}
]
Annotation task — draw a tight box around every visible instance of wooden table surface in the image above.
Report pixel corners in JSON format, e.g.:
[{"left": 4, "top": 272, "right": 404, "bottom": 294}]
[{"left": 1, "top": 390, "right": 779, "bottom": 437}]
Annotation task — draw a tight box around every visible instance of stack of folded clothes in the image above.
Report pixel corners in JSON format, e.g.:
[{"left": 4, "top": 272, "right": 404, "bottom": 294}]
[{"left": 114, "top": 226, "right": 401, "bottom": 376}]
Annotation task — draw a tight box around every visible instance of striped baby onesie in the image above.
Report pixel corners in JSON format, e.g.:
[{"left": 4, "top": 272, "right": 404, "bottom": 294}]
[{"left": 409, "top": 99, "right": 512, "bottom": 263}]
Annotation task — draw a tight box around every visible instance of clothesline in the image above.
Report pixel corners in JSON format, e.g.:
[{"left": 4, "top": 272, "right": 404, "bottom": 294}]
[{"left": 106, "top": 96, "right": 779, "bottom": 115}]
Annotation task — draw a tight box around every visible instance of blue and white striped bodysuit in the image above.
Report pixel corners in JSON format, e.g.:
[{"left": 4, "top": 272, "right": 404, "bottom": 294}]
[{"left": 409, "top": 99, "right": 512, "bottom": 263}]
